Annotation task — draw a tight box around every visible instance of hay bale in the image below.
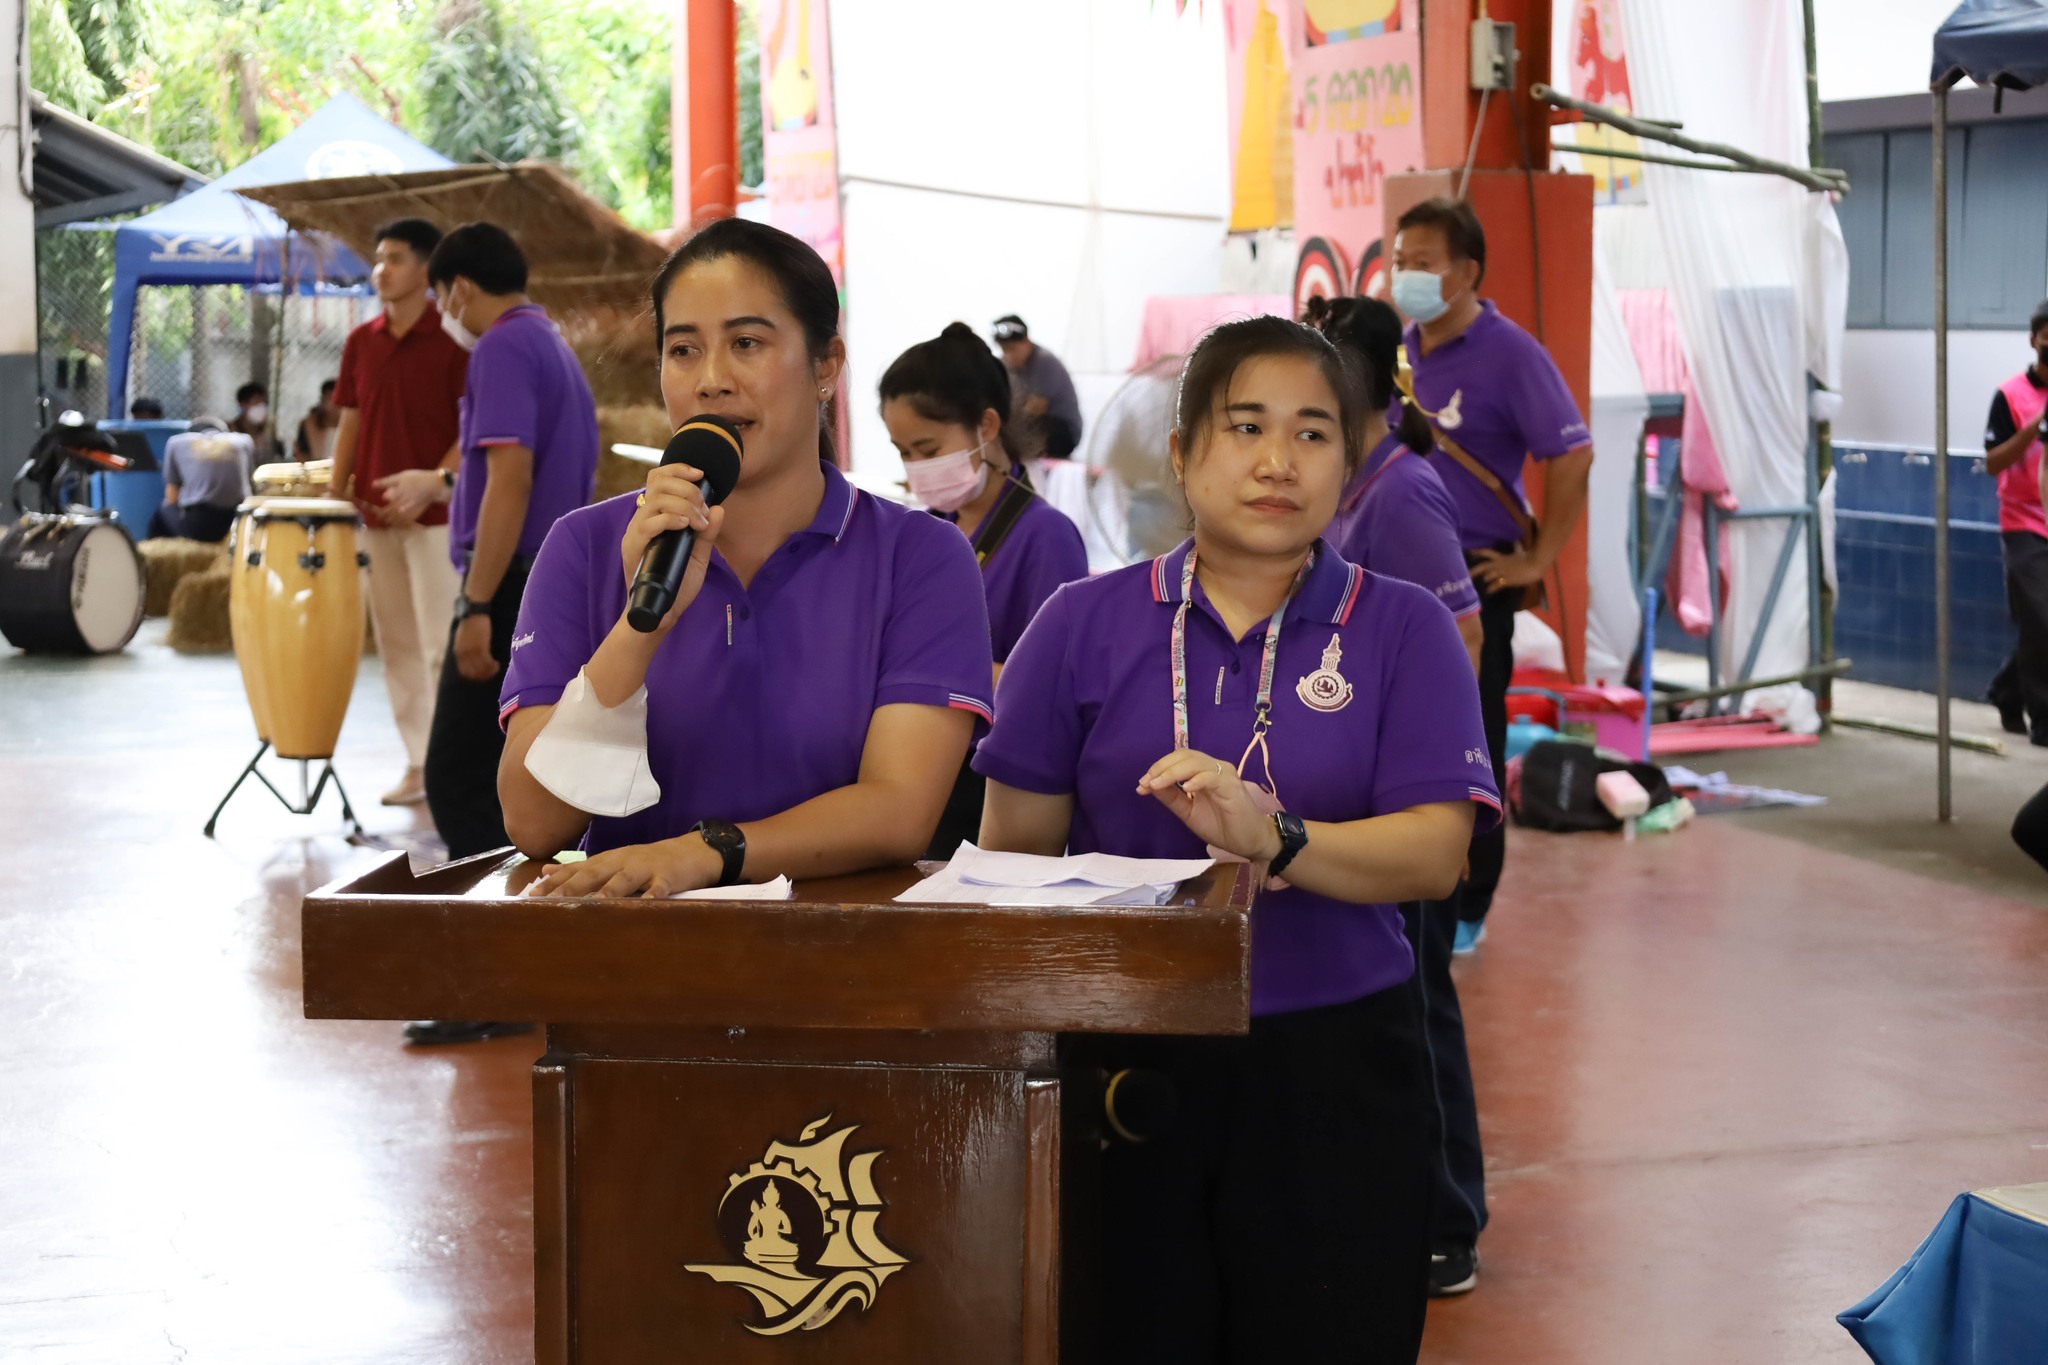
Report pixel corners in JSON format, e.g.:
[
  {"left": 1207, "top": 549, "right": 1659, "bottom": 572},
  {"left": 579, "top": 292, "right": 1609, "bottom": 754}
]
[
  {"left": 166, "top": 566, "right": 233, "bottom": 653},
  {"left": 137, "top": 537, "right": 228, "bottom": 617},
  {"left": 594, "top": 404, "right": 673, "bottom": 503}
]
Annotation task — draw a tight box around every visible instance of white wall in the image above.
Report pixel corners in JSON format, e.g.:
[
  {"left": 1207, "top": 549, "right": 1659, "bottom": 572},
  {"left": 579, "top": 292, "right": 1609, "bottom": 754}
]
[
  {"left": 831, "top": 0, "right": 1228, "bottom": 487},
  {"left": 1837, "top": 328, "right": 2031, "bottom": 452}
]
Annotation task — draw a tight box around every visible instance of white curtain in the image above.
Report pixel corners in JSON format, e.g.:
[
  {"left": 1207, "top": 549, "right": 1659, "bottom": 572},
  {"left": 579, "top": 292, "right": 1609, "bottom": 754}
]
[
  {"left": 1583, "top": 244, "right": 1650, "bottom": 686},
  {"left": 1616, "top": 0, "right": 1848, "bottom": 685}
]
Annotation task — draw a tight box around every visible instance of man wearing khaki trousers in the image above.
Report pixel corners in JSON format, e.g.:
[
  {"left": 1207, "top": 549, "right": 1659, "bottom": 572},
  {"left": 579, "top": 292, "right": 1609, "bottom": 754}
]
[{"left": 328, "top": 218, "right": 471, "bottom": 806}]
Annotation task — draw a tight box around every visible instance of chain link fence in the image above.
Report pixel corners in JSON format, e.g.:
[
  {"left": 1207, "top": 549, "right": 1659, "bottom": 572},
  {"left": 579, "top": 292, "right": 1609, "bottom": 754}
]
[{"left": 37, "top": 228, "right": 373, "bottom": 450}]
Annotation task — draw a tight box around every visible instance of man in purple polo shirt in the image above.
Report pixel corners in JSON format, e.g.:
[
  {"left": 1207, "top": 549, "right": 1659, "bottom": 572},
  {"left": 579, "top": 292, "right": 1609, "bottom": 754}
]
[
  {"left": 408, "top": 222, "right": 596, "bottom": 1047},
  {"left": 1393, "top": 197, "right": 1591, "bottom": 967}
]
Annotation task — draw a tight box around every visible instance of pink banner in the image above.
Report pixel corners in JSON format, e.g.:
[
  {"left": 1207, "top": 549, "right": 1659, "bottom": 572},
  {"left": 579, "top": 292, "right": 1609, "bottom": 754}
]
[
  {"left": 760, "top": 0, "right": 844, "bottom": 285},
  {"left": 1288, "top": 0, "right": 1423, "bottom": 306}
]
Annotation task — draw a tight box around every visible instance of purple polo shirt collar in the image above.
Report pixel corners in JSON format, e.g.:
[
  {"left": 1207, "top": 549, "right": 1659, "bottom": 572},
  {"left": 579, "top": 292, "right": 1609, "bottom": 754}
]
[{"left": 1148, "top": 536, "right": 1366, "bottom": 628}]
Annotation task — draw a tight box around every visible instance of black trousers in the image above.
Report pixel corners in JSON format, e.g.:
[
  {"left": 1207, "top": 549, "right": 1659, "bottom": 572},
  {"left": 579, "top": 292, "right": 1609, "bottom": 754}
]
[
  {"left": 424, "top": 558, "right": 530, "bottom": 861},
  {"left": 1988, "top": 531, "right": 2048, "bottom": 740},
  {"left": 1461, "top": 575, "right": 1518, "bottom": 924},
  {"left": 1400, "top": 900, "right": 1488, "bottom": 1249},
  {"left": 146, "top": 501, "right": 235, "bottom": 542},
  {"left": 1077, "top": 984, "right": 1434, "bottom": 1364}
]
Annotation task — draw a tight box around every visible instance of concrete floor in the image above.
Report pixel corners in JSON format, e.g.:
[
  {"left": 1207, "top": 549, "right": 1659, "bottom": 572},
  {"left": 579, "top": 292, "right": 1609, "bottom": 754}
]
[{"left": 2, "top": 624, "right": 2045, "bottom": 1362}]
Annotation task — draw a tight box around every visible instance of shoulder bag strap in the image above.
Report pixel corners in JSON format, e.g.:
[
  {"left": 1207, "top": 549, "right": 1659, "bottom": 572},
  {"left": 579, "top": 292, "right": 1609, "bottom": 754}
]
[
  {"left": 973, "top": 476, "right": 1038, "bottom": 571},
  {"left": 1395, "top": 363, "right": 1537, "bottom": 544}
]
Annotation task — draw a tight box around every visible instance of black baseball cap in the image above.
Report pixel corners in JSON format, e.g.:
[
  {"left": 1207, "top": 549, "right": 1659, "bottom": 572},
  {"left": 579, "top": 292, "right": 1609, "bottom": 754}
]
[{"left": 992, "top": 315, "right": 1029, "bottom": 342}]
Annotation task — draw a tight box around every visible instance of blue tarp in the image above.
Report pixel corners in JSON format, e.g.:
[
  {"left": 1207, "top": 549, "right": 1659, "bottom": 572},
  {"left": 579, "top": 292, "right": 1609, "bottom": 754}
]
[
  {"left": 1839, "top": 1191, "right": 2048, "bottom": 1363},
  {"left": 100, "top": 92, "right": 452, "bottom": 415},
  {"left": 1932, "top": 0, "right": 2048, "bottom": 91}
]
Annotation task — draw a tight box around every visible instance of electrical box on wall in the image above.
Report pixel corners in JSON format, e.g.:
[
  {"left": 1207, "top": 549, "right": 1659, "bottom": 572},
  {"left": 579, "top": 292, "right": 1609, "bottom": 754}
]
[{"left": 1470, "top": 18, "right": 1516, "bottom": 91}]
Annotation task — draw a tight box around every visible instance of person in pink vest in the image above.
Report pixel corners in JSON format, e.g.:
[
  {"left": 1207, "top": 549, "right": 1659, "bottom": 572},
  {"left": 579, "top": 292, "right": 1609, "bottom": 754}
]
[{"left": 1984, "top": 300, "right": 2048, "bottom": 743}]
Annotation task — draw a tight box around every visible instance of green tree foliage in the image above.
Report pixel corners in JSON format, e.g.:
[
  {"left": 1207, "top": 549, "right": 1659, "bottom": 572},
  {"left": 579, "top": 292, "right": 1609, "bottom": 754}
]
[{"left": 32, "top": 0, "right": 691, "bottom": 231}]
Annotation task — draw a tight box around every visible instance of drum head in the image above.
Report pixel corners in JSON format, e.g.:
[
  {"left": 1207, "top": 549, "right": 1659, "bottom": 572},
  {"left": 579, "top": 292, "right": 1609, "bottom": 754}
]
[
  {"left": 251, "top": 497, "right": 359, "bottom": 521},
  {"left": 72, "top": 522, "right": 145, "bottom": 653}
]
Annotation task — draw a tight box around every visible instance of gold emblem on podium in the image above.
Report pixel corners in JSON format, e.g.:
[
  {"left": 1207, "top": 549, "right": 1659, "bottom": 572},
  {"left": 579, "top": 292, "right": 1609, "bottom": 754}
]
[{"left": 685, "top": 1114, "right": 909, "bottom": 1335}]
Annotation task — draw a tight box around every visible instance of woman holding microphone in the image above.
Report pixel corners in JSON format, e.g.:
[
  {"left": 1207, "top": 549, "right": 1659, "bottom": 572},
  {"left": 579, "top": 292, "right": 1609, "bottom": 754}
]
[
  {"left": 880, "top": 321, "right": 1088, "bottom": 852},
  {"left": 496, "top": 219, "right": 994, "bottom": 891},
  {"left": 974, "top": 316, "right": 1499, "bottom": 1362}
]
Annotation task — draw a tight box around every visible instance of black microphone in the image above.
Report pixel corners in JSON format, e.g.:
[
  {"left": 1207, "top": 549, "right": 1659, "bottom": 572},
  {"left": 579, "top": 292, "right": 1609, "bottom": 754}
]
[{"left": 626, "top": 415, "right": 744, "bottom": 632}]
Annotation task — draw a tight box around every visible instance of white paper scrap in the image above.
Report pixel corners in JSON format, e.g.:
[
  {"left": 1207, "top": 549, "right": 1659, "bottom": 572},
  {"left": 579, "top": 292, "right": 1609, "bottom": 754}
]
[{"left": 673, "top": 875, "right": 795, "bottom": 901}]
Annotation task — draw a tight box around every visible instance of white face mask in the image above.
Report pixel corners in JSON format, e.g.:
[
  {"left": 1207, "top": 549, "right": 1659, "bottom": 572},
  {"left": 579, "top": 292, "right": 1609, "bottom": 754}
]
[
  {"left": 1390, "top": 268, "right": 1453, "bottom": 325},
  {"left": 905, "top": 442, "right": 990, "bottom": 513},
  {"left": 441, "top": 307, "right": 479, "bottom": 353},
  {"left": 244, "top": 402, "right": 269, "bottom": 424}
]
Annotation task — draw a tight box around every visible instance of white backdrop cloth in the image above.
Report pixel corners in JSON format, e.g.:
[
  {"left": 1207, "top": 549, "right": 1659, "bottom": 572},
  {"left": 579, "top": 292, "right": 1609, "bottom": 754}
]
[{"left": 1616, "top": 0, "right": 1849, "bottom": 685}]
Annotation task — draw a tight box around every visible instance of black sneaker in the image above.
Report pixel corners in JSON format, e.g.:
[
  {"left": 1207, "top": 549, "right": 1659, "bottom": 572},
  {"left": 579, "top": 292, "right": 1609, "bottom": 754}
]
[
  {"left": 403, "top": 1020, "right": 535, "bottom": 1046},
  {"left": 1429, "top": 1244, "right": 1479, "bottom": 1297}
]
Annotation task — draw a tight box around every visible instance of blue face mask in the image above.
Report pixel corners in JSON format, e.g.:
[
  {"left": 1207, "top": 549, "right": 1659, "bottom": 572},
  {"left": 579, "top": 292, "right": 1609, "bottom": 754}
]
[{"left": 1391, "top": 269, "right": 1451, "bottom": 325}]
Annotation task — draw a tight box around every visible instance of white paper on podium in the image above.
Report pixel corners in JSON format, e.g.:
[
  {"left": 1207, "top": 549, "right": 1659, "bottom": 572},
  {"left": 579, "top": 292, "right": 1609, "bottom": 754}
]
[
  {"left": 895, "top": 844, "right": 1214, "bottom": 907},
  {"left": 672, "top": 876, "right": 795, "bottom": 901}
]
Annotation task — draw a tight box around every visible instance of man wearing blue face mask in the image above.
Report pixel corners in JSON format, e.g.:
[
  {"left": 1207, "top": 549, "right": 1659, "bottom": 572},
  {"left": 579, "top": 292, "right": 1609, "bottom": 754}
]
[{"left": 1391, "top": 195, "right": 1590, "bottom": 925}]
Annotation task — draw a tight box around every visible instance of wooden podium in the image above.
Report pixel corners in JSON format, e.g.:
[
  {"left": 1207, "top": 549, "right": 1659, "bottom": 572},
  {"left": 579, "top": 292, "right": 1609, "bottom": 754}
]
[{"left": 302, "top": 853, "right": 1255, "bottom": 1364}]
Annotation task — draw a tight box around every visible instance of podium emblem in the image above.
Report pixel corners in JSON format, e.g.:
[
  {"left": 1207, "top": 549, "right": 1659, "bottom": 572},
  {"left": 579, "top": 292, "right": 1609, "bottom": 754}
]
[{"left": 685, "top": 1114, "right": 909, "bottom": 1335}]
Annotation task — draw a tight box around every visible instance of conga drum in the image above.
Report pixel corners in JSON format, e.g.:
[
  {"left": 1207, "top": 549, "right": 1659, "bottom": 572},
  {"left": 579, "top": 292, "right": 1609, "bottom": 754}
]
[
  {"left": 252, "top": 460, "right": 332, "bottom": 499},
  {"left": 226, "top": 500, "right": 273, "bottom": 741},
  {"left": 243, "top": 498, "right": 364, "bottom": 760}
]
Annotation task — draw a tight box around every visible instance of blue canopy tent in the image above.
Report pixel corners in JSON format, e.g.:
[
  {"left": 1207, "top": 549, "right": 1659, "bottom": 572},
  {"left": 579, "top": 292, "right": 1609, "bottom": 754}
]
[
  {"left": 1928, "top": 1, "right": 2048, "bottom": 819},
  {"left": 99, "top": 92, "right": 452, "bottom": 418}
]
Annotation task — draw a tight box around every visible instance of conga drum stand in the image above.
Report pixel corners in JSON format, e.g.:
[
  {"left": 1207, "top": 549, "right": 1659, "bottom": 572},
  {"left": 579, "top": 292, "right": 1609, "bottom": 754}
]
[{"left": 203, "top": 740, "right": 365, "bottom": 841}]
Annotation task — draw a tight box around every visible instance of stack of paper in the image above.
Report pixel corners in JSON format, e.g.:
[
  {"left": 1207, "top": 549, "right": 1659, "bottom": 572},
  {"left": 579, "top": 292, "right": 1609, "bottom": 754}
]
[
  {"left": 674, "top": 875, "right": 795, "bottom": 901},
  {"left": 896, "top": 843, "right": 1214, "bottom": 907}
]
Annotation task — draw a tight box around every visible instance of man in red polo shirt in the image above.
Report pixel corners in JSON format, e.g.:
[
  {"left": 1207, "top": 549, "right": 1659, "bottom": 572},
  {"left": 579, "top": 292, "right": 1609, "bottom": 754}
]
[{"left": 328, "top": 218, "right": 471, "bottom": 807}]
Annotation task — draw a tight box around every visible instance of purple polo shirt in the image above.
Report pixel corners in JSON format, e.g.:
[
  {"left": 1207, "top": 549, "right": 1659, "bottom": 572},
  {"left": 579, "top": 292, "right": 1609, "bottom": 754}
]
[
  {"left": 974, "top": 539, "right": 1501, "bottom": 1017},
  {"left": 501, "top": 461, "right": 995, "bottom": 853},
  {"left": 1330, "top": 434, "right": 1481, "bottom": 621},
  {"left": 944, "top": 474, "right": 1090, "bottom": 661},
  {"left": 1404, "top": 301, "right": 1590, "bottom": 550},
  {"left": 451, "top": 303, "right": 599, "bottom": 567}
]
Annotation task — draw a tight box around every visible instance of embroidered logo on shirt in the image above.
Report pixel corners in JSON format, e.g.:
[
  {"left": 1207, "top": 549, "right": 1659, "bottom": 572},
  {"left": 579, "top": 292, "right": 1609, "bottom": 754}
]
[
  {"left": 1437, "top": 389, "right": 1465, "bottom": 431},
  {"left": 1295, "top": 633, "right": 1354, "bottom": 713},
  {"left": 511, "top": 632, "right": 535, "bottom": 651}
]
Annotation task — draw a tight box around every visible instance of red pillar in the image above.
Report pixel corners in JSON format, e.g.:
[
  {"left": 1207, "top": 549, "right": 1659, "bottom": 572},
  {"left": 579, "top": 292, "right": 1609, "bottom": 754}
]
[{"left": 672, "top": 0, "right": 737, "bottom": 229}]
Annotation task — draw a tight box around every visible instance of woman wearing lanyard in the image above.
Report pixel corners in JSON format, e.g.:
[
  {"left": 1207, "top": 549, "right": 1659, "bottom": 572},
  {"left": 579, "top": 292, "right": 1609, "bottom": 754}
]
[
  {"left": 495, "top": 219, "right": 995, "bottom": 892},
  {"left": 975, "top": 316, "right": 1500, "bottom": 1362},
  {"left": 880, "top": 322, "right": 1089, "bottom": 855},
  {"left": 1313, "top": 293, "right": 1492, "bottom": 1296}
]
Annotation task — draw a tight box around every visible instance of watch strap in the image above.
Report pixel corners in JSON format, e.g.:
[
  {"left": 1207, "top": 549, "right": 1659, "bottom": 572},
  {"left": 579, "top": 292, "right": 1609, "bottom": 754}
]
[
  {"left": 1267, "top": 811, "right": 1308, "bottom": 879},
  {"left": 690, "top": 819, "right": 747, "bottom": 887}
]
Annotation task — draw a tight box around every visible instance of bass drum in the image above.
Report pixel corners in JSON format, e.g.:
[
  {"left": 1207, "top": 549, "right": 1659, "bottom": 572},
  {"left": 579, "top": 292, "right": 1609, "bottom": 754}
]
[{"left": 0, "top": 515, "right": 146, "bottom": 655}]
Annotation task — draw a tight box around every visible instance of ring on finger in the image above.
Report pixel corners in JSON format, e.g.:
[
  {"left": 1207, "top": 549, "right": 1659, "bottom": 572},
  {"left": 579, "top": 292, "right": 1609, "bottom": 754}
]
[{"left": 636, "top": 492, "right": 647, "bottom": 508}]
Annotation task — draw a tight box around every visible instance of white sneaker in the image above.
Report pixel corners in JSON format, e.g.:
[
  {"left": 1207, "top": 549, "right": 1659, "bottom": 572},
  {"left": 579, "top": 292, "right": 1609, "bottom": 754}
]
[{"left": 381, "top": 767, "right": 426, "bottom": 806}]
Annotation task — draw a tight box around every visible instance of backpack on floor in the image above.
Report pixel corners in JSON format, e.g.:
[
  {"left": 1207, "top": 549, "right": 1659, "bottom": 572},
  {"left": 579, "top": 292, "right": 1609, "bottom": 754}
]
[{"left": 1512, "top": 740, "right": 1673, "bottom": 832}]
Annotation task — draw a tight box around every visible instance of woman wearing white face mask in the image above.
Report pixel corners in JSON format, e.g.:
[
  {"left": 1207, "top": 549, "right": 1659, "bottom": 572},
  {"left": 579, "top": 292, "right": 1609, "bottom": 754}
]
[{"left": 881, "top": 322, "right": 1089, "bottom": 855}]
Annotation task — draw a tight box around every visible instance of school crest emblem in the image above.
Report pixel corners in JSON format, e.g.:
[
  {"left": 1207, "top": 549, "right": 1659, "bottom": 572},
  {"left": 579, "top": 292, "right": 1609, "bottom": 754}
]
[
  {"left": 685, "top": 1114, "right": 909, "bottom": 1336},
  {"left": 1296, "top": 633, "right": 1354, "bottom": 713}
]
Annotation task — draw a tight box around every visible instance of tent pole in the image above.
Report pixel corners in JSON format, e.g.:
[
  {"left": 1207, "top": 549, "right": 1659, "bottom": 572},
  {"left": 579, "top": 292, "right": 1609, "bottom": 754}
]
[{"left": 1933, "top": 84, "right": 1952, "bottom": 822}]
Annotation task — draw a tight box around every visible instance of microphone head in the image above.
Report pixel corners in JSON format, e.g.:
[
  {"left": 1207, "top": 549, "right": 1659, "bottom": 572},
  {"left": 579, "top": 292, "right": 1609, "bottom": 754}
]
[{"left": 661, "top": 414, "right": 745, "bottom": 503}]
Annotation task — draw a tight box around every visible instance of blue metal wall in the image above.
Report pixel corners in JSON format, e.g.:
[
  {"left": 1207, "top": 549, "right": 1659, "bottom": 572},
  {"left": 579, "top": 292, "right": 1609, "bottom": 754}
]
[{"left": 1832, "top": 444, "right": 2008, "bottom": 699}]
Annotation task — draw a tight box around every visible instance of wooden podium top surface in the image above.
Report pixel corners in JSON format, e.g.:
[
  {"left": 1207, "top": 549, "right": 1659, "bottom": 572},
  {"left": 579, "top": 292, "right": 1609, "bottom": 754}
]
[{"left": 302, "top": 852, "right": 1254, "bottom": 1036}]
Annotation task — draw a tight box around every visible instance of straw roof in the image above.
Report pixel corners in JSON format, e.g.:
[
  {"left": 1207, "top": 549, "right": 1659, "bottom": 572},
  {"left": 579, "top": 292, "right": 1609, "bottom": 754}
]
[{"left": 234, "top": 161, "right": 669, "bottom": 314}]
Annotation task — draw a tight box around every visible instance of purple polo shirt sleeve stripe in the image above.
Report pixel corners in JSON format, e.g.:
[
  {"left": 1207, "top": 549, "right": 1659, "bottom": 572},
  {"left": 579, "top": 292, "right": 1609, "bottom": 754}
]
[
  {"left": 973, "top": 585, "right": 1082, "bottom": 796},
  {"left": 465, "top": 333, "right": 541, "bottom": 451},
  {"left": 1510, "top": 327, "right": 1591, "bottom": 461},
  {"left": 1372, "top": 589, "right": 1502, "bottom": 835},
  {"left": 874, "top": 513, "right": 996, "bottom": 725},
  {"left": 498, "top": 502, "right": 613, "bottom": 724}
]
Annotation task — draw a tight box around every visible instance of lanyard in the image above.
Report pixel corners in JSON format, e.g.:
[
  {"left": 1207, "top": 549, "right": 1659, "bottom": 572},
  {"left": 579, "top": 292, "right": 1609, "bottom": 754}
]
[{"left": 1170, "top": 546, "right": 1312, "bottom": 794}]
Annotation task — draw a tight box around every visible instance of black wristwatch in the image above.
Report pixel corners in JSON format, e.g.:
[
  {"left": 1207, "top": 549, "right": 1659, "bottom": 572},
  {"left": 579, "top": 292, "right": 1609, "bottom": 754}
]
[
  {"left": 439, "top": 467, "right": 456, "bottom": 489},
  {"left": 455, "top": 593, "right": 492, "bottom": 620},
  {"left": 691, "top": 819, "right": 747, "bottom": 887},
  {"left": 1267, "top": 811, "right": 1308, "bottom": 878}
]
